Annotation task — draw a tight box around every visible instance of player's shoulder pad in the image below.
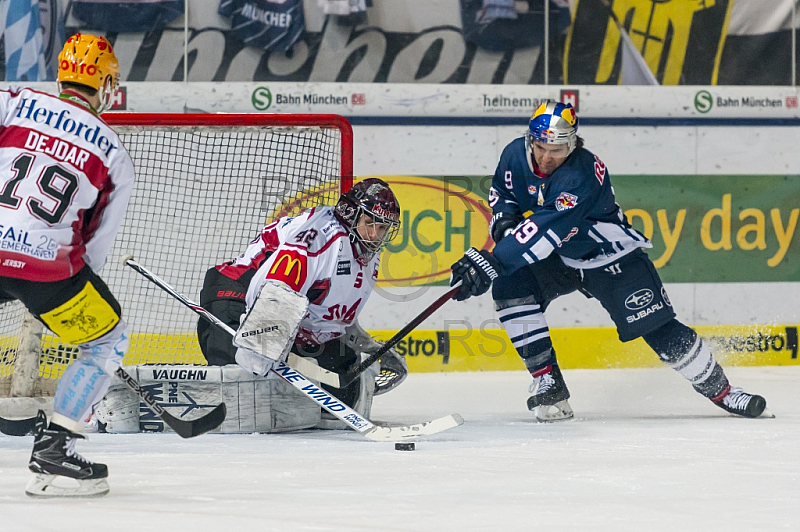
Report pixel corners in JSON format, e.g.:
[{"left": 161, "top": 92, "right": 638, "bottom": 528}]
[
  {"left": 293, "top": 206, "right": 348, "bottom": 252},
  {"left": 500, "top": 136, "right": 527, "bottom": 161},
  {"left": 557, "top": 148, "right": 606, "bottom": 190}
]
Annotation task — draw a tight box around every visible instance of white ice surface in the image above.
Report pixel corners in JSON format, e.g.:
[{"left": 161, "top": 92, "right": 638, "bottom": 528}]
[{"left": 1, "top": 366, "right": 798, "bottom": 532}]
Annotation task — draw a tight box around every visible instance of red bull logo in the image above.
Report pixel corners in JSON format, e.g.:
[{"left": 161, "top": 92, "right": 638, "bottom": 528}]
[{"left": 555, "top": 192, "right": 578, "bottom": 211}]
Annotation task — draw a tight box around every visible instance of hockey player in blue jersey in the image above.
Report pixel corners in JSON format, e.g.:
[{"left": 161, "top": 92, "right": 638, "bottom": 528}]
[{"left": 450, "top": 101, "right": 770, "bottom": 421}]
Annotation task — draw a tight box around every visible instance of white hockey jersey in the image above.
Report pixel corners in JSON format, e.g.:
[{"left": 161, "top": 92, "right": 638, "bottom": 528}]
[
  {"left": 0, "top": 88, "right": 135, "bottom": 281},
  {"left": 217, "top": 206, "right": 380, "bottom": 347}
]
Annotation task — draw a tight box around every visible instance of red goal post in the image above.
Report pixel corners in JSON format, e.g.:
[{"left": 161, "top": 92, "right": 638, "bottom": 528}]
[{"left": 0, "top": 113, "right": 353, "bottom": 398}]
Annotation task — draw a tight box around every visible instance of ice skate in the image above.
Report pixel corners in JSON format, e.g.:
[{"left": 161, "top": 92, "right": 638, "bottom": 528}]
[
  {"left": 711, "top": 386, "right": 773, "bottom": 419},
  {"left": 26, "top": 411, "right": 109, "bottom": 498},
  {"left": 527, "top": 365, "right": 574, "bottom": 422}
]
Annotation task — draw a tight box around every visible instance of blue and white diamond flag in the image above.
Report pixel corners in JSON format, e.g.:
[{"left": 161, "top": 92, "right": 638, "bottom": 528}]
[{"left": 3, "top": 0, "right": 48, "bottom": 81}]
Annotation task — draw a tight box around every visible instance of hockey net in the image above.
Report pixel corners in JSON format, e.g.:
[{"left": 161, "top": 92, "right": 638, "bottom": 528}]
[{"left": 0, "top": 113, "right": 353, "bottom": 397}]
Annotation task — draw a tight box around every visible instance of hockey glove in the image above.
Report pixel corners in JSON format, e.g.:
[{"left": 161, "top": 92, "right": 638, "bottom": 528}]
[
  {"left": 489, "top": 212, "right": 522, "bottom": 243},
  {"left": 344, "top": 322, "right": 408, "bottom": 394},
  {"left": 375, "top": 349, "right": 408, "bottom": 395},
  {"left": 344, "top": 321, "right": 382, "bottom": 354},
  {"left": 450, "top": 247, "right": 500, "bottom": 301}
]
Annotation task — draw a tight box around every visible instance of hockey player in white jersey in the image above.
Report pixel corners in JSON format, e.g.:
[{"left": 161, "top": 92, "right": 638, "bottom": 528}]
[
  {"left": 197, "top": 178, "right": 408, "bottom": 428},
  {"left": 0, "top": 33, "right": 134, "bottom": 497}
]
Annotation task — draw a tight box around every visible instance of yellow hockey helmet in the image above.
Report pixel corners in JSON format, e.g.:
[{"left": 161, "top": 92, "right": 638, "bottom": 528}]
[{"left": 58, "top": 33, "right": 119, "bottom": 113}]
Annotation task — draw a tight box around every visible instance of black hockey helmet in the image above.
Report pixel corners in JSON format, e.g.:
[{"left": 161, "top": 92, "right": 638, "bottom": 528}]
[{"left": 335, "top": 178, "right": 401, "bottom": 261}]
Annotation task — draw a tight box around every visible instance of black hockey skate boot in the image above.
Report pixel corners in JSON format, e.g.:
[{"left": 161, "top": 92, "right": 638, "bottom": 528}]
[
  {"left": 711, "top": 386, "right": 768, "bottom": 418},
  {"left": 527, "top": 365, "right": 574, "bottom": 422},
  {"left": 26, "top": 410, "right": 109, "bottom": 498}
]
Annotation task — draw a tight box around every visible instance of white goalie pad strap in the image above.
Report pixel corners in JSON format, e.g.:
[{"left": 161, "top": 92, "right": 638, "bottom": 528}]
[
  {"left": 234, "top": 280, "right": 309, "bottom": 365},
  {"left": 96, "top": 365, "right": 320, "bottom": 434}
]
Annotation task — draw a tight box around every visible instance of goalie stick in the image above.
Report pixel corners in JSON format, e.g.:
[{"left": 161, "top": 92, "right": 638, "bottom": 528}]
[
  {"left": 122, "top": 255, "right": 464, "bottom": 441},
  {"left": 0, "top": 369, "right": 225, "bottom": 438},
  {"left": 338, "top": 285, "right": 461, "bottom": 388},
  {"left": 123, "top": 256, "right": 458, "bottom": 389}
]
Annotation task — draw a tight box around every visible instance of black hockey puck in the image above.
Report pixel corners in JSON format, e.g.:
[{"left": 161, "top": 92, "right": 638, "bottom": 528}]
[{"left": 395, "top": 442, "right": 415, "bottom": 451}]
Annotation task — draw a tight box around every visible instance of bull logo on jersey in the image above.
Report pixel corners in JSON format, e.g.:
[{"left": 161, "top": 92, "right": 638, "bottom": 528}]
[
  {"left": 60, "top": 303, "right": 99, "bottom": 335},
  {"left": 268, "top": 250, "right": 306, "bottom": 292},
  {"left": 555, "top": 192, "right": 578, "bottom": 211}
]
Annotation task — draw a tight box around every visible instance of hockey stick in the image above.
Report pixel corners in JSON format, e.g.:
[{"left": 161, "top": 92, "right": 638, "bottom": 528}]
[
  {"left": 0, "top": 370, "right": 226, "bottom": 438},
  {"left": 124, "top": 254, "right": 458, "bottom": 388},
  {"left": 0, "top": 415, "right": 37, "bottom": 436},
  {"left": 121, "top": 255, "right": 340, "bottom": 387},
  {"left": 122, "top": 255, "right": 464, "bottom": 441},
  {"left": 114, "top": 366, "right": 226, "bottom": 438},
  {"left": 338, "top": 285, "right": 461, "bottom": 388}
]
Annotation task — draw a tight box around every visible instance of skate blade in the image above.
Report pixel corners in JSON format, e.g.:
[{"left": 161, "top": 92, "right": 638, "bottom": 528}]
[
  {"left": 759, "top": 408, "right": 776, "bottom": 419},
  {"left": 534, "top": 400, "right": 574, "bottom": 423},
  {"left": 25, "top": 474, "right": 109, "bottom": 498}
]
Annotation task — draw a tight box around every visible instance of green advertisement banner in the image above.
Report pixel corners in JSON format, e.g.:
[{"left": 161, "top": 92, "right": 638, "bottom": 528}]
[
  {"left": 615, "top": 175, "right": 800, "bottom": 283},
  {"left": 373, "top": 175, "right": 800, "bottom": 285}
]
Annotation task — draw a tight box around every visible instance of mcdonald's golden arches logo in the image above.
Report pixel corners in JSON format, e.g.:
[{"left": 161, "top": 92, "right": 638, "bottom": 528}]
[{"left": 267, "top": 250, "right": 307, "bottom": 291}]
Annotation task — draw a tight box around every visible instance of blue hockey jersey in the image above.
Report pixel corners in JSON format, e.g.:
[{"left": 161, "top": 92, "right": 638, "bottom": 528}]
[
  {"left": 490, "top": 137, "right": 651, "bottom": 274},
  {"left": 219, "top": 0, "right": 305, "bottom": 53}
]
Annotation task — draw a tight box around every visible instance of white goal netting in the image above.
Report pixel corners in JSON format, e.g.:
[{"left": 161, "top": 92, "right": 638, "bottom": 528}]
[{"left": 0, "top": 113, "right": 352, "bottom": 397}]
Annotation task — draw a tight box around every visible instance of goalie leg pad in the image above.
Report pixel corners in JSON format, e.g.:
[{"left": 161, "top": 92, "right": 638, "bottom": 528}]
[
  {"left": 94, "top": 383, "right": 139, "bottom": 433},
  {"left": 234, "top": 280, "right": 309, "bottom": 367},
  {"left": 95, "top": 365, "right": 320, "bottom": 433},
  {"left": 315, "top": 343, "right": 378, "bottom": 430},
  {"left": 258, "top": 373, "right": 321, "bottom": 433}
]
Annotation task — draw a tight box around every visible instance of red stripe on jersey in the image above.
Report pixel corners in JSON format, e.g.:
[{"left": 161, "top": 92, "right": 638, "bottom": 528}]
[
  {"left": 0, "top": 246, "right": 83, "bottom": 281},
  {"left": 76, "top": 180, "right": 114, "bottom": 244},
  {"left": 266, "top": 250, "right": 307, "bottom": 292},
  {"left": 216, "top": 222, "right": 282, "bottom": 281},
  {"left": 0, "top": 125, "right": 109, "bottom": 187},
  {"left": 308, "top": 231, "right": 348, "bottom": 257}
]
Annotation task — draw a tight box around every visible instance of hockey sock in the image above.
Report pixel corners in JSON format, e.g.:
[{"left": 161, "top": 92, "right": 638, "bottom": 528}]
[
  {"left": 643, "top": 319, "right": 729, "bottom": 398},
  {"left": 496, "top": 299, "right": 555, "bottom": 372}
]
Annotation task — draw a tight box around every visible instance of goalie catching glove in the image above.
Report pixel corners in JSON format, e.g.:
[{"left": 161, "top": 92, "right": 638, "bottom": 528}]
[
  {"left": 344, "top": 322, "right": 408, "bottom": 395},
  {"left": 450, "top": 247, "right": 500, "bottom": 301}
]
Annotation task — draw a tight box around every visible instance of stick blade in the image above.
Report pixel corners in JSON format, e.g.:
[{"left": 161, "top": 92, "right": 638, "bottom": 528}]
[
  {"left": 0, "top": 415, "right": 38, "bottom": 436},
  {"left": 163, "top": 402, "right": 227, "bottom": 439},
  {"left": 364, "top": 413, "right": 464, "bottom": 442}
]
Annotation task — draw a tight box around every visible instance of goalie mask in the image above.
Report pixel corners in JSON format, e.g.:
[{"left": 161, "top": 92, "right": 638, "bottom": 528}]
[
  {"left": 58, "top": 33, "right": 120, "bottom": 113},
  {"left": 335, "top": 178, "right": 401, "bottom": 262},
  {"left": 525, "top": 101, "right": 578, "bottom": 158}
]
